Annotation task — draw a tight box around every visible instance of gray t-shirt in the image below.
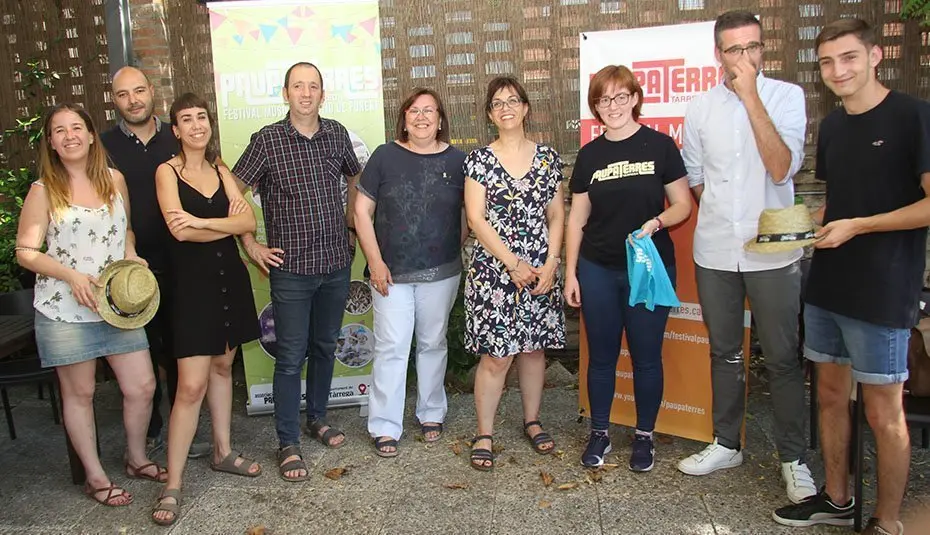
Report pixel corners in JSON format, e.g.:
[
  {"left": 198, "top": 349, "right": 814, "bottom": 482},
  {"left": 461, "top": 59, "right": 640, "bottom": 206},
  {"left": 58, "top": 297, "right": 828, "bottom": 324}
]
[{"left": 358, "top": 142, "right": 467, "bottom": 283}]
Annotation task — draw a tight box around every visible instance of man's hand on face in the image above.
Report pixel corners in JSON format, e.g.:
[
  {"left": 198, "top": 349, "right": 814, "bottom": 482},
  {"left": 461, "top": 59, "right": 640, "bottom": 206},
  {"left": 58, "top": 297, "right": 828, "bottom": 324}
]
[{"left": 730, "top": 53, "right": 759, "bottom": 102}]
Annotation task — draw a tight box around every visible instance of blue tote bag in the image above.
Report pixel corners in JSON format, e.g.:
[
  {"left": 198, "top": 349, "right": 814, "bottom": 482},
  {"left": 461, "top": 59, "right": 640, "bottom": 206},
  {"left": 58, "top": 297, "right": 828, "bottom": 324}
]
[{"left": 626, "top": 234, "right": 680, "bottom": 311}]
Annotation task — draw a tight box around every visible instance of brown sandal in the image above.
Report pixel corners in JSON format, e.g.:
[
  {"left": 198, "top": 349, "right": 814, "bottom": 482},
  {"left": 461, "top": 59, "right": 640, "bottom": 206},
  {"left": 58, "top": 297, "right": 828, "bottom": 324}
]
[
  {"left": 125, "top": 461, "right": 168, "bottom": 483},
  {"left": 277, "top": 445, "right": 310, "bottom": 482},
  {"left": 84, "top": 483, "right": 133, "bottom": 506},
  {"left": 151, "top": 488, "right": 181, "bottom": 526},
  {"left": 211, "top": 450, "right": 262, "bottom": 477}
]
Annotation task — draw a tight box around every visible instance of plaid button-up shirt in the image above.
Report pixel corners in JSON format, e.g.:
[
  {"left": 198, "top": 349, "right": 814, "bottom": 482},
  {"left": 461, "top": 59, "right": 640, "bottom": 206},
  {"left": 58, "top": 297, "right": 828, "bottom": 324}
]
[{"left": 233, "top": 115, "right": 361, "bottom": 275}]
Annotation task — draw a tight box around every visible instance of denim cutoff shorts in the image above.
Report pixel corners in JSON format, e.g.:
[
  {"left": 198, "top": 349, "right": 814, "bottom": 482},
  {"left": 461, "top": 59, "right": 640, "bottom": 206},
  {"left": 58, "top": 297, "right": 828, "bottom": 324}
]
[
  {"left": 34, "top": 311, "right": 149, "bottom": 368},
  {"left": 803, "top": 304, "right": 910, "bottom": 385}
]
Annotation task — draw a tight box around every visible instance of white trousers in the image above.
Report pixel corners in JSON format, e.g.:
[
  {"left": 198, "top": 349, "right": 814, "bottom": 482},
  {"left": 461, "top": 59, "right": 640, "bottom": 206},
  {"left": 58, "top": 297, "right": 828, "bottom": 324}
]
[{"left": 367, "top": 274, "right": 460, "bottom": 440}]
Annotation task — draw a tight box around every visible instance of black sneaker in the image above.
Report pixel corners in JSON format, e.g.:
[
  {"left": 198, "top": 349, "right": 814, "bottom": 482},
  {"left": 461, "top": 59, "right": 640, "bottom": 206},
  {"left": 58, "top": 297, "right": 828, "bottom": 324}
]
[
  {"left": 772, "top": 488, "right": 854, "bottom": 527},
  {"left": 862, "top": 517, "right": 904, "bottom": 535},
  {"left": 629, "top": 433, "right": 655, "bottom": 472},
  {"left": 581, "top": 431, "right": 612, "bottom": 468}
]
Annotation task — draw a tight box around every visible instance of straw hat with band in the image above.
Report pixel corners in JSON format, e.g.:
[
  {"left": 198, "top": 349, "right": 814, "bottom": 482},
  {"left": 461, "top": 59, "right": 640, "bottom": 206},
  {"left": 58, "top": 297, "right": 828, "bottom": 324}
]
[
  {"left": 94, "top": 259, "right": 160, "bottom": 329},
  {"left": 744, "top": 204, "right": 818, "bottom": 254}
]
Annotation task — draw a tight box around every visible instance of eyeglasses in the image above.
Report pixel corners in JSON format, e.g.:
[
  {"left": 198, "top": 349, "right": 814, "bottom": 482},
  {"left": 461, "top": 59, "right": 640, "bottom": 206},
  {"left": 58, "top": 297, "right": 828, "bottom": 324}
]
[
  {"left": 406, "top": 107, "right": 437, "bottom": 117},
  {"left": 595, "top": 93, "right": 632, "bottom": 109},
  {"left": 490, "top": 96, "right": 523, "bottom": 111},
  {"left": 721, "top": 42, "right": 765, "bottom": 57}
]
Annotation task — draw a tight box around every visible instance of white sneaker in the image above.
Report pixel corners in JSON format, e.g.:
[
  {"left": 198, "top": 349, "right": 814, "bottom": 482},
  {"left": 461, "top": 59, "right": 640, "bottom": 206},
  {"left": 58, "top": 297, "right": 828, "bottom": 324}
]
[
  {"left": 677, "top": 439, "right": 743, "bottom": 476},
  {"left": 782, "top": 460, "right": 817, "bottom": 504}
]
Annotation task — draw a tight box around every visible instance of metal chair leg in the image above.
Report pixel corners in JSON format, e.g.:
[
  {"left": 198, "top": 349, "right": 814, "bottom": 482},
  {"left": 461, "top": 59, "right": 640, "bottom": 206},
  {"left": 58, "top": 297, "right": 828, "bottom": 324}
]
[
  {"left": 48, "top": 381, "right": 60, "bottom": 425},
  {"left": 1, "top": 387, "right": 15, "bottom": 440},
  {"left": 854, "top": 383, "right": 864, "bottom": 533},
  {"left": 810, "top": 363, "right": 818, "bottom": 450}
]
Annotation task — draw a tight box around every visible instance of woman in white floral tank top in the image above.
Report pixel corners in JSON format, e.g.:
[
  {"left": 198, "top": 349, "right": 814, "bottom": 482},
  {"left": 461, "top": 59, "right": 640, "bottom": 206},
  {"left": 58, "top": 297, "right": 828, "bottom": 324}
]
[{"left": 15, "top": 104, "right": 165, "bottom": 507}]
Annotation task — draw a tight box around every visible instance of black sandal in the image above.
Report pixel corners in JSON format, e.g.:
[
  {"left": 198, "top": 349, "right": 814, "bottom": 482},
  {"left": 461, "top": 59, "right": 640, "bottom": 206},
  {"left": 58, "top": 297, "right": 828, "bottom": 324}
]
[
  {"left": 470, "top": 435, "right": 494, "bottom": 471},
  {"left": 307, "top": 419, "right": 346, "bottom": 449},
  {"left": 374, "top": 437, "right": 399, "bottom": 458},
  {"left": 524, "top": 420, "right": 555, "bottom": 455},
  {"left": 421, "top": 422, "right": 443, "bottom": 443}
]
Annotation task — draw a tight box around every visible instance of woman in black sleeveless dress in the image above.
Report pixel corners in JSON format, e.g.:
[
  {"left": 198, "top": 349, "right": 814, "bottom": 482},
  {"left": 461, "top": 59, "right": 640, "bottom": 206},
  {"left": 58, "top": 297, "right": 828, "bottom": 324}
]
[{"left": 151, "top": 93, "right": 261, "bottom": 526}]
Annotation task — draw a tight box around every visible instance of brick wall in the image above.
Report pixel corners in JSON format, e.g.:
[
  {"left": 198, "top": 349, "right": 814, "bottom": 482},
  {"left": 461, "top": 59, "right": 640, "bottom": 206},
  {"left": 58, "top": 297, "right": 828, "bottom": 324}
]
[{"left": 127, "top": 0, "right": 173, "bottom": 119}]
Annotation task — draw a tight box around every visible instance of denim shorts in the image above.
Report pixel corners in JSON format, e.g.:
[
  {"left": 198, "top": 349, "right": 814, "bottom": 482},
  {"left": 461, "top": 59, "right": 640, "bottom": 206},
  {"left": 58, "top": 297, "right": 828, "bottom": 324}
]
[
  {"left": 803, "top": 304, "right": 910, "bottom": 385},
  {"left": 34, "top": 311, "right": 149, "bottom": 368}
]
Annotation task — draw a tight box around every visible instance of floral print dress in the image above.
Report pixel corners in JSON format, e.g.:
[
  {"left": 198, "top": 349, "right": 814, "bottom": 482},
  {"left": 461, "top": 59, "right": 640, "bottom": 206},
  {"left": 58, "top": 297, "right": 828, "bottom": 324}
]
[{"left": 463, "top": 144, "right": 566, "bottom": 359}]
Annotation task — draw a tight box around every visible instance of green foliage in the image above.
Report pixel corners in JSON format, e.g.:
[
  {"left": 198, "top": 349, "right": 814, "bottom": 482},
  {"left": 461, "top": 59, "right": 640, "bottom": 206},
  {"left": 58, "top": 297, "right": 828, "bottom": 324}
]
[
  {"left": 0, "top": 60, "right": 59, "bottom": 293},
  {"left": 902, "top": 0, "right": 930, "bottom": 26}
]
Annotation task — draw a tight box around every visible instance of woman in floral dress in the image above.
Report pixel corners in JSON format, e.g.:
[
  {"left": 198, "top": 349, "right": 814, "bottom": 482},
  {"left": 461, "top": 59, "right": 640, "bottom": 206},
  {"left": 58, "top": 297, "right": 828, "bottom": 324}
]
[{"left": 464, "top": 76, "right": 566, "bottom": 471}]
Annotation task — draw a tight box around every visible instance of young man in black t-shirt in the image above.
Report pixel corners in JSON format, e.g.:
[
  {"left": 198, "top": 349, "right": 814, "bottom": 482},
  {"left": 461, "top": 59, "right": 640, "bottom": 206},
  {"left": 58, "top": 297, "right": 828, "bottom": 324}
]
[{"left": 773, "top": 19, "right": 930, "bottom": 535}]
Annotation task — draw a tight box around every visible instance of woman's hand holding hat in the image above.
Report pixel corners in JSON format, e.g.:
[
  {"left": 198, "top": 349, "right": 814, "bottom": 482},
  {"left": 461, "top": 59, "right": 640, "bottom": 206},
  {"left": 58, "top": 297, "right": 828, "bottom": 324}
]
[
  {"left": 67, "top": 270, "right": 101, "bottom": 312},
  {"left": 124, "top": 251, "right": 149, "bottom": 268}
]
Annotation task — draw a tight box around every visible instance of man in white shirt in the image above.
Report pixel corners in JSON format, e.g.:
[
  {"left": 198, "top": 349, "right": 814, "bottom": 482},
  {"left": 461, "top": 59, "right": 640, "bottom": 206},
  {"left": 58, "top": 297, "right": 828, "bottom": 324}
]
[{"left": 678, "top": 10, "right": 815, "bottom": 504}]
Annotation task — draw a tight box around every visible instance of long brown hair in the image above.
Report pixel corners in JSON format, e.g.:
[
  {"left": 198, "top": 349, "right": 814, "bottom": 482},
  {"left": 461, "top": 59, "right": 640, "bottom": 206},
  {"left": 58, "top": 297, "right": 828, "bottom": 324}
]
[
  {"left": 37, "top": 103, "right": 115, "bottom": 221},
  {"left": 169, "top": 92, "right": 220, "bottom": 169}
]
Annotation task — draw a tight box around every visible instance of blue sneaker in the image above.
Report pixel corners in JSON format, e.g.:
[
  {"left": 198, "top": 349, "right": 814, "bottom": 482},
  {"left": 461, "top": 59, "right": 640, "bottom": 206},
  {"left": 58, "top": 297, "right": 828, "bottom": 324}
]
[
  {"left": 629, "top": 433, "right": 655, "bottom": 472},
  {"left": 581, "top": 431, "right": 612, "bottom": 468}
]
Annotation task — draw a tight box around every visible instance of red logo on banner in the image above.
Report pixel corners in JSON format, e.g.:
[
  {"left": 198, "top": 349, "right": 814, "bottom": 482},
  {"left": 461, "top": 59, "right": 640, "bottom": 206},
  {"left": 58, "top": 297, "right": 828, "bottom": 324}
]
[{"left": 631, "top": 59, "right": 724, "bottom": 105}]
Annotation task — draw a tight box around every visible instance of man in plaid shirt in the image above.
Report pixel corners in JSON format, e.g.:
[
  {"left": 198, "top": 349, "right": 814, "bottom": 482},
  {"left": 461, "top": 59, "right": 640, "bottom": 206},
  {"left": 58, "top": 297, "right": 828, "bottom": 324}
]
[{"left": 234, "top": 62, "right": 361, "bottom": 482}]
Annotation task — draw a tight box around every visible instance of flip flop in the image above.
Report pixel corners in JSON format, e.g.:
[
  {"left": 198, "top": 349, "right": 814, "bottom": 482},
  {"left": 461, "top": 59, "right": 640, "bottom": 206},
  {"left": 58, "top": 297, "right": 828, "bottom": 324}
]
[
  {"left": 210, "top": 450, "right": 262, "bottom": 477},
  {"left": 84, "top": 483, "right": 132, "bottom": 507},
  {"left": 277, "top": 445, "right": 310, "bottom": 482},
  {"left": 421, "top": 422, "right": 443, "bottom": 443},
  {"left": 125, "top": 461, "right": 168, "bottom": 482},
  {"left": 151, "top": 488, "right": 181, "bottom": 526}
]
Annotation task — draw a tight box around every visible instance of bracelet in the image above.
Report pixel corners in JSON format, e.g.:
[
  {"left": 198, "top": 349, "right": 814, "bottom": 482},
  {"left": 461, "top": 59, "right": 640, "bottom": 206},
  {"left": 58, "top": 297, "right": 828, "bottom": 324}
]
[
  {"left": 14, "top": 245, "right": 41, "bottom": 252},
  {"left": 653, "top": 216, "right": 664, "bottom": 231},
  {"left": 508, "top": 258, "right": 521, "bottom": 272},
  {"left": 547, "top": 253, "right": 561, "bottom": 265}
]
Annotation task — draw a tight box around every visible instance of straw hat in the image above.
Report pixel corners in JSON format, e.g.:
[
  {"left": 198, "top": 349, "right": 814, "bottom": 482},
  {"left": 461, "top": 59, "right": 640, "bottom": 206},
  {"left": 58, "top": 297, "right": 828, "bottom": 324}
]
[
  {"left": 94, "top": 260, "right": 160, "bottom": 329},
  {"left": 744, "top": 204, "right": 818, "bottom": 254}
]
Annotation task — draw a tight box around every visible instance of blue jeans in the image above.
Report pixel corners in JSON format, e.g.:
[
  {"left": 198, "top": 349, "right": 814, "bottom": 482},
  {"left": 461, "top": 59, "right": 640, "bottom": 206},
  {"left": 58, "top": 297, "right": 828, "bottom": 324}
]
[
  {"left": 577, "top": 256, "right": 674, "bottom": 432},
  {"left": 804, "top": 303, "right": 910, "bottom": 385},
  {"left": 269, "top": 266, "right": 350, "bottom": 447}
]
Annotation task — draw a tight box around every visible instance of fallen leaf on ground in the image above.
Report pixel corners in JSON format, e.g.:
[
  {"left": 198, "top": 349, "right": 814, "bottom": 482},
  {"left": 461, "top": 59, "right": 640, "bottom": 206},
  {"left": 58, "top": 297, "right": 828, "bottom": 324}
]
[
  {"left": 443, "top": 482, "right": 468, "bottom": 489},
  {"left": 507, "top": 456, "right": 518, "bottom": 464},
  {"left": 557, "top": 482, "right": 579, "bottom": 491},
  {"left": 492, "top": 444, "right": 505, "bottom": 454},
  {"left": 601, "top": 463, "right": 619, "bottom": 469},
  {"left": 656, "top": 434, "right": 673, "bottom": 444},
  {"left": 538, "top": 499, "right": 552, "bottom": 508},
  {"left": 414, "top": 434, "right": 425, "bottom": 442},
  {"left": 552, "top": 450, "right": 566, "bottom": 460},
  {"left": 540, "top": 470, "right": 554, "bottom": 487},
  {"left": 450, "top": 442, "right": 462, "bottom": 456},
  {"left": 246, "top": 526, "right": 267, "bottom": 535},
  {"left": 586, "top": 470, "right": 603, "bottom": 483},
  {"left": 324, "top": 467, "right": 348, "bottom": 480}
]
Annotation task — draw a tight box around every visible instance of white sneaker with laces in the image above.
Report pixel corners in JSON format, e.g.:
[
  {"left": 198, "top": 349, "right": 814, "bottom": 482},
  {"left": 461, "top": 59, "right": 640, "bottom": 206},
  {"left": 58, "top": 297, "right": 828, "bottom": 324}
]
[
  {"left": 782, "top": 460, "right": 817, "bottom": 504},
  {"left": 677, "top": 439, "right": 743, "bottom": 476}
]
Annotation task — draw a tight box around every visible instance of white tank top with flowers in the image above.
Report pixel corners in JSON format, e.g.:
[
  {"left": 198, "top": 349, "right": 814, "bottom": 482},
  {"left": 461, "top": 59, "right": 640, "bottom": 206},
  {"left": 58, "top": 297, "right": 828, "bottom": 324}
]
[{"left": 33, "top": 182, "right": 127, "bottom": 323}]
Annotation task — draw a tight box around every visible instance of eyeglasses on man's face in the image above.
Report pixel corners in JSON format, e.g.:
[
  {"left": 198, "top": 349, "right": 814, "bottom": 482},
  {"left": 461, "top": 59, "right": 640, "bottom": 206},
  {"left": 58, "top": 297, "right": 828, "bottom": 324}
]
[
  {"left": 490, "top": 96, "right": 523, "bottom": 111},
  {"left": 721, "top": 42, "right": 765, "bottom": 57},
  {"left": 595, "top": 92, "right": 632, "bottom": 109}
]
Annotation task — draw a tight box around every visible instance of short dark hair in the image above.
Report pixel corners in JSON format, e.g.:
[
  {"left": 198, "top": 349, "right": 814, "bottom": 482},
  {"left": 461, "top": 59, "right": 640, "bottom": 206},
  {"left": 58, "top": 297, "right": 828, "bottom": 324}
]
[
  {"left": 484, "top": 76, "right": 531, "bottom": 126},
  {"left": 815, "top": 18, "right": 877, "bottom": 51},
  {"left": 169, "top": 92, "right": 219, "bottom": 165},
  {"left": 714, "top": 10, "right": 762, "bottom": 47},
  {"left": 283, "top": 62, "right": 324, "bottom": 91},
  {"left": 394, "top": 88, "right": 450, "bottom": 143}
]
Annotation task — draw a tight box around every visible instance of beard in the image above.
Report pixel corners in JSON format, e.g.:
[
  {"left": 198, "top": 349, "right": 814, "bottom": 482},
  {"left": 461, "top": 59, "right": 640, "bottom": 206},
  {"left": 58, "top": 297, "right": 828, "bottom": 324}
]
[{"left": 122, "top": 103, "right": 154, "bottom": 126}]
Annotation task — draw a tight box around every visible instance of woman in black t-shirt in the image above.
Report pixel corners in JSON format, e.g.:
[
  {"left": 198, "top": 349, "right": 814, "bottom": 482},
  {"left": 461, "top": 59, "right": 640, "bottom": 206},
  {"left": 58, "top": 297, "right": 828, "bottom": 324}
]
[{"left": 565, "top": 65, "right": 691, "bottom": 472}]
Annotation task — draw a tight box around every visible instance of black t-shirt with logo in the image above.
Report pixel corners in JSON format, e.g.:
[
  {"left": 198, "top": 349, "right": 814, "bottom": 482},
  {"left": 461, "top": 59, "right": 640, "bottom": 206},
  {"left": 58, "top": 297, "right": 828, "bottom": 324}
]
[
  {"left": 569, "top": 126, "right": 687, "bottom": 269},
  {"left": 805, "top": 91, "right": 930, "bottom": 329}
]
